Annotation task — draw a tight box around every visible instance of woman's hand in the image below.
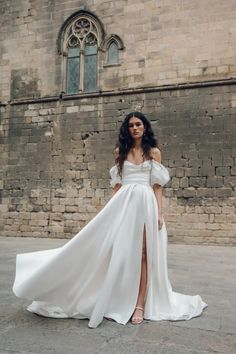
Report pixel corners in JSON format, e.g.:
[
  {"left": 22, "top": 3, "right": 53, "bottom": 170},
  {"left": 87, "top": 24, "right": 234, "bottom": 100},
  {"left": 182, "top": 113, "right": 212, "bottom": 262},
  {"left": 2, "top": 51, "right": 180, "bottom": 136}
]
[
  {"left": 112, "top": 183, "right": 122, "bottom": 195},
  {"left": 158, "top": 214, "right": 164, "bottom": 230}
]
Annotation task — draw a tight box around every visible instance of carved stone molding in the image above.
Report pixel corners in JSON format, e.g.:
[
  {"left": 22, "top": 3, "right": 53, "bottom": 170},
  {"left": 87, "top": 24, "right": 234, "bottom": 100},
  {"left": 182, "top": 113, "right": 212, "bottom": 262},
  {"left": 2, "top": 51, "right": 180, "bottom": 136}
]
[{"left": 57, "top": 10, "right": 105, "bottom": 55}]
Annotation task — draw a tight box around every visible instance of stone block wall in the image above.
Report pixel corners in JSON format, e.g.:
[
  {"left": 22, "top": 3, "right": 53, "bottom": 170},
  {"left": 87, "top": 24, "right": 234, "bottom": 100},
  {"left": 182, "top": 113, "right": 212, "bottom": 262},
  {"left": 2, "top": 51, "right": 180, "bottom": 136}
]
[
  {"left": 0, "top": 83, "right": 236, "bottom": 245},
  {"left": 1, "top": 0, "right": 236, "bottom": 244},
  {"left": 1, "top": 0, "right": 236, "bottom": 101}
]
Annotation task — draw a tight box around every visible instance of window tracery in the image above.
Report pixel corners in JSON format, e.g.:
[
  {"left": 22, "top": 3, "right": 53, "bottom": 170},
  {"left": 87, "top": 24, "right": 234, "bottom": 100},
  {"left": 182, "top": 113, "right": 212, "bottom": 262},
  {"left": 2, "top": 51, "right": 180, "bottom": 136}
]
[
  {"left": 57, "top": 11, "right": 124, "bottom": 95},
  {"left": 65, "top": 16, "right": 100, "bottom": 93}
]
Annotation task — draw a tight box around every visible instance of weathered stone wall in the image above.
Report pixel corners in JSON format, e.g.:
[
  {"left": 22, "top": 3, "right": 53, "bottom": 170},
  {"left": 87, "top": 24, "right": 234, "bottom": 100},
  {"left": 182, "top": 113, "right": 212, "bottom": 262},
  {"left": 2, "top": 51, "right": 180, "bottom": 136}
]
[
  {"left": 1, "top": 0, "right": 236, "bottom": 102},
  {"left": 0, "top": 0, "right": 236, "bottom": 244},
  {"left": 0, "top": 84, "right": 236, "bottom": 245}
]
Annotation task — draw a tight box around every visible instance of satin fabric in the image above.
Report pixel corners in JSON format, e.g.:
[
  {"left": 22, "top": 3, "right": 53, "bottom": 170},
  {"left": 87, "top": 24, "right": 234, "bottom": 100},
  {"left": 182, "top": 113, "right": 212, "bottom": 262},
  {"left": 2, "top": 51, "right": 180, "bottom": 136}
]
[{"left": 12, "top": 160, "right": 207, "bottom": 328}]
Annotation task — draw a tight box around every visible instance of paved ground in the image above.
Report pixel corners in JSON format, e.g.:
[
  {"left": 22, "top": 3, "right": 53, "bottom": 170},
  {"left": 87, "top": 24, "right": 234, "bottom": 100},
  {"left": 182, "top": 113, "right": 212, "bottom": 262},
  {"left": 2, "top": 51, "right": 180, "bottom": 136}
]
[{"left": 0, "top": 237, "right": 235, "bottom": 354}]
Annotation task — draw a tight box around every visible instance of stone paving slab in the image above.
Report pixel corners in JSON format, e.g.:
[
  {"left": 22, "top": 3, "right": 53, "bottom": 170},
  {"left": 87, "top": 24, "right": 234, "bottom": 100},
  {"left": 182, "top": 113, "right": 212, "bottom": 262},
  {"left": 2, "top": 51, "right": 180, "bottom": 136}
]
[{"left": 0, "top": 237, "right": 235, "bottom": 354}]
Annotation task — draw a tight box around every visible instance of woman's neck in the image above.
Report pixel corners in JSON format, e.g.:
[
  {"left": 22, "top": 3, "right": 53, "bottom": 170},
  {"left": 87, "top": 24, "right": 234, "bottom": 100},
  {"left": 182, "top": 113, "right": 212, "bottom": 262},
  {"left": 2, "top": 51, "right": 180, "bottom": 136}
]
[{"left": 132, "top": 138, "right": 142, "bottom": 149}]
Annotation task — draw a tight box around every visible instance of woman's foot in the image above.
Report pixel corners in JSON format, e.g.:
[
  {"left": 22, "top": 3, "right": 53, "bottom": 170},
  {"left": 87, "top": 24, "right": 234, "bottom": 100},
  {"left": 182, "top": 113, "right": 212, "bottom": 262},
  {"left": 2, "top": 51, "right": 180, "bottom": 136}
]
[{"left": 131, "top": 306, "right": 144, "bottom": 325}]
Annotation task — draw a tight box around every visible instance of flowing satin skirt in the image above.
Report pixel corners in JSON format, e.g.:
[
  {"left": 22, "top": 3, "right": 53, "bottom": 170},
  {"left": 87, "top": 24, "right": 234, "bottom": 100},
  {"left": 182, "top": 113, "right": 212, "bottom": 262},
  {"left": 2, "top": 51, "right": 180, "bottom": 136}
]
[{"left": 13, "top": 183, "right": 207, "bottom": 328}]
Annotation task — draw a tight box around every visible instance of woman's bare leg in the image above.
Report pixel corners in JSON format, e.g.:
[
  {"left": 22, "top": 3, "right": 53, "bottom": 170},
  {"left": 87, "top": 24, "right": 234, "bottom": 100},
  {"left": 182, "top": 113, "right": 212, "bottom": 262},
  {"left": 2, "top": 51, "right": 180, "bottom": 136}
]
[{"left": 131, "top": 226, "right": 147, "bottom": 323}]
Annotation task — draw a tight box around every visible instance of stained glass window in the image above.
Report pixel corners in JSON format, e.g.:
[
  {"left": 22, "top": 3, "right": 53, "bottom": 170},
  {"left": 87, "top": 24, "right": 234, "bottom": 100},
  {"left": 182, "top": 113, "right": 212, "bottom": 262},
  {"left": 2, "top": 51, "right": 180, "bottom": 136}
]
[
  {"left": 107, "top": 42, "right": 118, "bottom": 65},
  {"left": 67, "top": 47, "right": 80, "bottom": 94},
  {"left": 84, "top": 44, "right": 97, "bottom": 92}
]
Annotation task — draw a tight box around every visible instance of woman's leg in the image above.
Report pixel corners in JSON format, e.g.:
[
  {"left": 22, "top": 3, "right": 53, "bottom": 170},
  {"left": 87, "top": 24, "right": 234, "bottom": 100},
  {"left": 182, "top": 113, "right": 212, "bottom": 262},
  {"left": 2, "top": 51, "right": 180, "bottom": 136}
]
[{"left": 131, "top": 226, "right": 147, "bottom": 323}]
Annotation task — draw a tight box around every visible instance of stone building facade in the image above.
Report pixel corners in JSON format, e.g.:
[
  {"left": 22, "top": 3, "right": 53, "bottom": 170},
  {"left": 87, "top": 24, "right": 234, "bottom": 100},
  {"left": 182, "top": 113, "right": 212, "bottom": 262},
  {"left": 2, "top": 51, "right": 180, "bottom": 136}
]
[{"left": 0, "top": 0, "right": 236, "bottom": 245}]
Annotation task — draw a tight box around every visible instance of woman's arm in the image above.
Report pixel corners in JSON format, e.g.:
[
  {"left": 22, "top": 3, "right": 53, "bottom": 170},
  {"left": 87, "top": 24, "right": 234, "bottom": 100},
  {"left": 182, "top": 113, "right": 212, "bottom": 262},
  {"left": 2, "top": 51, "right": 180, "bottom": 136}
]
[
  {"left": 112, "top": 183, "right": 122, "bottom": 195},
  {"left": 151, "top": 148, "right": 164, "bottom": 230},
  {"left": 112, "top": 146, "right": 122, "bottom": 195}
]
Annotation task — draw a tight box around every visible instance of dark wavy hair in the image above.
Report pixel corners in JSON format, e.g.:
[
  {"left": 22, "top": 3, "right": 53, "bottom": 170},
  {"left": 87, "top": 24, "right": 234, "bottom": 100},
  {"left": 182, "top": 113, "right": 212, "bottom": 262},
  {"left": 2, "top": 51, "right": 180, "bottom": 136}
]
[{"left": 114, "top": 112, "right": 158, "bottom": 175}]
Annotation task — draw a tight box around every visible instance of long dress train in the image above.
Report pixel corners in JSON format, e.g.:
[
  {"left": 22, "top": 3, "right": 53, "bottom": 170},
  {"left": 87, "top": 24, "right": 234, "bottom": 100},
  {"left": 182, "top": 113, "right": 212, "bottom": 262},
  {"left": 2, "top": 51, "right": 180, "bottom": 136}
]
[{"left": 12, "top": 159, "right": 207, "bottom": 328}]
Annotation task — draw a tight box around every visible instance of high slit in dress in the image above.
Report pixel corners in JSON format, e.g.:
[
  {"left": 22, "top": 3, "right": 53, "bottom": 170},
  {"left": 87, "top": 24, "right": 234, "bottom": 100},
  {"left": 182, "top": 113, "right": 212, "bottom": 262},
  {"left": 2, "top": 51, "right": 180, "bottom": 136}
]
[{"left": 12, "top": 159, "right": 207, "bottom": 328}]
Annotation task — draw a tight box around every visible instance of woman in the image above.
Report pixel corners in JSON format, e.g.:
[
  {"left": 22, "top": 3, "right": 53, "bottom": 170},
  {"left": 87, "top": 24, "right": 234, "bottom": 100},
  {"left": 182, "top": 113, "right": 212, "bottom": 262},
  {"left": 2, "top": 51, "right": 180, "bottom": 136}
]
[
  {"left": 112, "top": 111, "right": 168, "bottom": 324},
  {"left": 13, "top": 112, "right": 207, "bottom": 328}
]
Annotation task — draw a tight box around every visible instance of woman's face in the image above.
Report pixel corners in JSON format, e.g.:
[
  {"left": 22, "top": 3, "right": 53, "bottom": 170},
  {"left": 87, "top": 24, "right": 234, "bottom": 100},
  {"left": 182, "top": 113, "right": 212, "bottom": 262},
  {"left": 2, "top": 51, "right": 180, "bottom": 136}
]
[{"left": 128, "top": 116, "right": 145, "bottom": 139}]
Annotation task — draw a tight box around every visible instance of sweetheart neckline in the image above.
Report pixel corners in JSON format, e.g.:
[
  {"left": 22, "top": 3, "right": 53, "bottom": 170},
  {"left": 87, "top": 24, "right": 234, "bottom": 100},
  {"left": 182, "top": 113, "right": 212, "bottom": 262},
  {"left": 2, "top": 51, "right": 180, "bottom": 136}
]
[
  {"left": 124, "top": 160, "right": 151, "bottom": 166},
  {"left": 124, "top": 159, "right": 162, "bottom": 167}
]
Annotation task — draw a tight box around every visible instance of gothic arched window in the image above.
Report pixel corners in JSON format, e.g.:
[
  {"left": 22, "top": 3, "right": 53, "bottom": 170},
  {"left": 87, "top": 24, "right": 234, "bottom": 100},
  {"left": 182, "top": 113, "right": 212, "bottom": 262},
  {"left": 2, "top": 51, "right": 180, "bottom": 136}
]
[
  {"left": 107, "top": 41, "right": 119, "bottom": 65},
  {"left": 58, "top": 11, "right": 104, "bottom": 94},
  {"left": 57, "top": 11, "right": 125, "bottom": 94},
  {"left": 104, "top": 35, "right": 124, "bottom": 67},
  {"left": 66, "top": 17, "right": 98, "bottom": 93}
]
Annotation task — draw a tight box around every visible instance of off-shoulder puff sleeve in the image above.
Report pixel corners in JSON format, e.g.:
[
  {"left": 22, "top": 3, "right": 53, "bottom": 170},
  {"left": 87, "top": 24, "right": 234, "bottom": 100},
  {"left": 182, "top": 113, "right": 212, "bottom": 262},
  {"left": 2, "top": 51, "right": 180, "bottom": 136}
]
[
  {"left": 150, "top": 160, "right": 170, "bottom": 187},
  {"left": 109, "top": 165, "right": 122, "bottom": 187}
]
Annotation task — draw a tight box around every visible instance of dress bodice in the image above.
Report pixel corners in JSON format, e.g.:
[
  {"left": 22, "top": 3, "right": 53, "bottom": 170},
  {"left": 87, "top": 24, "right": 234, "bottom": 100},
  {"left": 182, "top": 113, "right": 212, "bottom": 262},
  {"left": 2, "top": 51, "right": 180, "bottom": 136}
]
[{"left": 109, "top": 160, "right": 170, "bottom": 187}]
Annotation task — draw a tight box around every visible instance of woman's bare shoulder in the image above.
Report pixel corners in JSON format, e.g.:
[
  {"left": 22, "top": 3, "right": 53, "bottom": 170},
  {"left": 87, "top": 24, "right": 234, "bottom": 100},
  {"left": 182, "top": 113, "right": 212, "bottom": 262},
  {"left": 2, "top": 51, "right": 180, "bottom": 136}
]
[
  {"left": 113, "top": 146, "right": 119, "bottom": 159},
  {"left": 150, "top": 147, "right": 161, "bottom": 162}
]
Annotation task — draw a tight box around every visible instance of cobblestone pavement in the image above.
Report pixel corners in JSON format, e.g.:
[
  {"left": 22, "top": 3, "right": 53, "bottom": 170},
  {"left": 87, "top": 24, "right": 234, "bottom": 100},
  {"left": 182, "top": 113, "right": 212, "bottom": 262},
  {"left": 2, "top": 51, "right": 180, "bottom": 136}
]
[{"left": 0, "top": 237, "right": 235, "bottom": 354}]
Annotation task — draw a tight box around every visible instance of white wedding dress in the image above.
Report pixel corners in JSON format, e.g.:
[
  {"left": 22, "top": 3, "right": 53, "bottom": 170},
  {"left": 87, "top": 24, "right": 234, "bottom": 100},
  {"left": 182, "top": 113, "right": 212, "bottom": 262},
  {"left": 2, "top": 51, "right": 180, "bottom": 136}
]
[{"left": 13, "top": 159, "right": 207, "bottom": 328}]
